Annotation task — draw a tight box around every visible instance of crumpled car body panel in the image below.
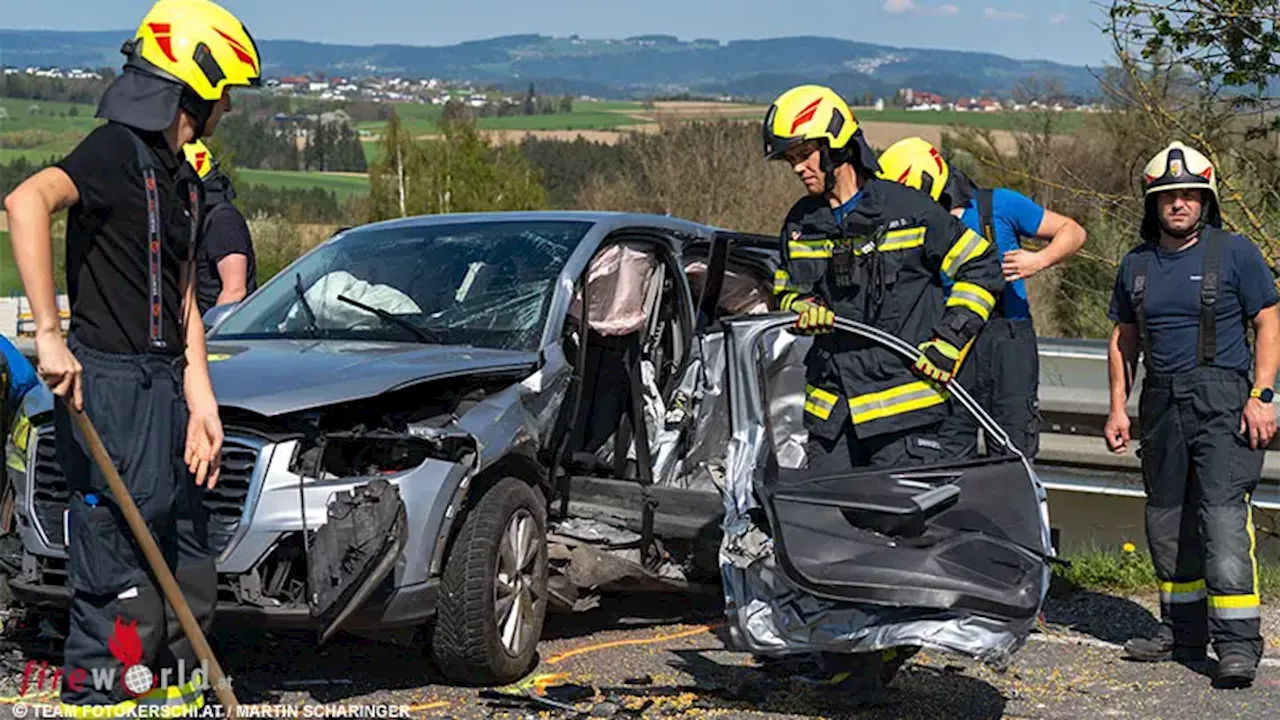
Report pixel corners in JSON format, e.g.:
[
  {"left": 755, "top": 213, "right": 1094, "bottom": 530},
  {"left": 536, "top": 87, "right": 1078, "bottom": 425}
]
[{"left": 716, "top": 315, "right": 1054, "bottom": 666}]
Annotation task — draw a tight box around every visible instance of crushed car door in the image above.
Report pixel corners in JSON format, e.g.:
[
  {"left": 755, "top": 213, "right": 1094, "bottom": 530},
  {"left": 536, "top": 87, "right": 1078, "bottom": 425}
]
[{"left": 717, "top": 312, "right": 1054, "bottom": 660}]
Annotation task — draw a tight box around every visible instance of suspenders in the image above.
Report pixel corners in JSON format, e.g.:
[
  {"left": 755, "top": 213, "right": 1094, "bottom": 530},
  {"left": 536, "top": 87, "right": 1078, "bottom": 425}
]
[
  {"left": 1129, "top": 231, "right": 1224, "bottom": 371},
  {"left": 123, "top": 129, "right": 200, "bottom": 352}
]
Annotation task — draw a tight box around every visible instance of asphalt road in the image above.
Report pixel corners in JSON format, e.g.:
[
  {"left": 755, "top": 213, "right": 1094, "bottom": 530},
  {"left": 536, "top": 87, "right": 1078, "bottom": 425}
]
[{"left": 0, "top": 590, "right": 1277, "bottom": 720}]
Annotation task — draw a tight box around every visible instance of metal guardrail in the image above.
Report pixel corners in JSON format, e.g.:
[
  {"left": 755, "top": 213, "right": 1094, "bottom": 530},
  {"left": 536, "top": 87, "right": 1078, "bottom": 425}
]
[
  {"left": 10, "top": 294, "right": 70, "bottom": 338},
  {"left": 9, "top": 333, "right": 1277, "bottom": 504},
  {"left": 1034, "top": 338, "right": 1280, "bottom": 509}
]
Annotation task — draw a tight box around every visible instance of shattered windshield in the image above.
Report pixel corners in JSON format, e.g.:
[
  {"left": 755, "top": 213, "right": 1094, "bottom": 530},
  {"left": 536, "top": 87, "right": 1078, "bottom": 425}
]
[{"left": 211, "top": 220, "right": 591, "bottom": 352}]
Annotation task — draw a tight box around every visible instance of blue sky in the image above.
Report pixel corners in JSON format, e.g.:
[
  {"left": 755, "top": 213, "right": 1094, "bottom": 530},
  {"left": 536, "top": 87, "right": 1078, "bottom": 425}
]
[{"left": 3, "top": 0, "right": 1115, "bottom": 67}]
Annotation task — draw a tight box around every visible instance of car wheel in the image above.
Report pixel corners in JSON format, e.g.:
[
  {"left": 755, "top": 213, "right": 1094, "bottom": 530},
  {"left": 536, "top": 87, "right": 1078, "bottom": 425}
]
[{"left": 432, "top": 477, "right": 548, "bottom": 686}]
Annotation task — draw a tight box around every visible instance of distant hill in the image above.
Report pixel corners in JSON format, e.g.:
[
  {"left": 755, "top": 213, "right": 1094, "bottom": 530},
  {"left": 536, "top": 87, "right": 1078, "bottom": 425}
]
[{"left": 0, "top": 30, "right": 1104, "bottom": 101}]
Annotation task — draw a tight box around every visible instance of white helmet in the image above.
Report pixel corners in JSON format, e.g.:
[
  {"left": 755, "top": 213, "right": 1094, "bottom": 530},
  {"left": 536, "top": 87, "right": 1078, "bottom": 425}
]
[{"left": 1141, "top": 141, "right": 1221, "bottom": 240}]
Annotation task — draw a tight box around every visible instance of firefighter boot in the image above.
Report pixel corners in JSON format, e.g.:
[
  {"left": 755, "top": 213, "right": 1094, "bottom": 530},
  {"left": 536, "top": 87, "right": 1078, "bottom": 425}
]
[
  {"left": 1214, "top": 651, "right": 1258, "bottom": 689},
  {"left": 1123, "top": 624, "right": 1207, "bottom": 663}
]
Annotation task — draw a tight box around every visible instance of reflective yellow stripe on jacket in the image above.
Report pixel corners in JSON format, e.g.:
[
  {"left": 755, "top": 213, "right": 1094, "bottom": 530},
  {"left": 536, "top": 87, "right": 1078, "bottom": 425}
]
[
  {"left": 805, "top": 380, "right": 949, "bottom": 426},
  {"left": 849, "top": 380, "right": 949, "bottom": 425},
  {"left": 941, "top": 229, "right": 990, "bottom": 278},
  {"left": 877, "top": 226, "right": 925, "bottom": 252},
  {"left": 788, "top": 238, "right": 834, "bottom": 259},
  {"left": 947, "top": 281, "right": 996, "bottom": 321},
  {"left": 805, "top": 384, "right": 839, "bottom": 420}
]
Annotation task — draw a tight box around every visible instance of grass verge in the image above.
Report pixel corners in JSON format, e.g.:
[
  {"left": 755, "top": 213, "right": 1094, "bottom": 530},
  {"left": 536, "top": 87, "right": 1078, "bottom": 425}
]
[
  {"left": 1055, "top": 543, "right": 1280, "bottom": 599},
  {"left": 237, "top": 169, "right": 369, "bottom": 200}
]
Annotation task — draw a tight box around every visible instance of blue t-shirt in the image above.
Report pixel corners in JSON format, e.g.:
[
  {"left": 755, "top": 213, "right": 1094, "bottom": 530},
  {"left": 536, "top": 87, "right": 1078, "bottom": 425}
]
[
  {"left": 0, "top": 335, "right": 39, "bottom": 412},
  {"left": 1108, "top": 231, "right": 1279, "bottom": 375},
  {"left": 832, "top": 191, "right": 862, "bottom": 226},
  {"left": 952, "top": 188, "right": 1045, "bottom": 321}
]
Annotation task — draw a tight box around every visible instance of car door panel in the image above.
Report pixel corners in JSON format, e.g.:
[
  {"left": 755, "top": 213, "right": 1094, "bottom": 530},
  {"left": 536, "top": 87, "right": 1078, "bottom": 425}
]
[{"left": 717, "top": 313, "right": 1053, "bottom": 658}]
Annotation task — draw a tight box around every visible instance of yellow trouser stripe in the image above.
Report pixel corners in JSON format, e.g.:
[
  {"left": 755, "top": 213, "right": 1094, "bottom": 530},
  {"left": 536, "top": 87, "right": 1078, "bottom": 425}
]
[
  {"left": 941, "top": 229, "right": 990, "bottom": 278},
  {"left": 879, "top": 227, "right": 926, "bottom": 251},
  {"left": 1249, "top": 493, "right": 1260, "bottom": 597},
  {"left": 947, "top": 281, "right": 996, "bottom": 321},
  {"left": 1209, "top": 594, "right": 1261, "bottom": 609},
  {"left": 849, "top": 380, "right": 948, "bottom": 425},
  {"left": 60, "top": 687, "right": 205, "bottom": 719},
  {"left": 1159, "top": 579, "right": 1207, "bottom": 604},
  {"left": 789, "top": 239, "right": 833, "bottom": 259},
  {"left": 805, "top": 384, "right": 838, "bottom": 420}
]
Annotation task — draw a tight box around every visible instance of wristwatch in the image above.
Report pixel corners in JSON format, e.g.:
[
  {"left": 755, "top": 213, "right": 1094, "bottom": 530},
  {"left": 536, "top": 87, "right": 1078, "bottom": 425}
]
[{"left": 1250, "top": 387, "right": 1275, "bottom": 403}]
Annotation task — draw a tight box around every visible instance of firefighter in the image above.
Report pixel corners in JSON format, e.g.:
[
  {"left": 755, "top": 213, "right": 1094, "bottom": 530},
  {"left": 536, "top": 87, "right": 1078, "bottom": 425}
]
[
  {"left": 876, "top": 136, "right": 1087, "bottom": 458},
  {"left": 2, "top": 0, "right": 261, "bottom": 714},
  {"left": 763, "top": 85, "right": 1004, "bottom": 476},
  {"left": 182, "top": 140, "right": 257, "bottom": 315},
  {"left": 1104, "top": 141, "right": 1278, "bottom": 688}
]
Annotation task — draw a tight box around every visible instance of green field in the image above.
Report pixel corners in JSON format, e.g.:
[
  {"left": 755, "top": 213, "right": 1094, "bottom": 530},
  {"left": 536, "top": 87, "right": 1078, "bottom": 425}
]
[
  {"left": 0, "top": 231, "right": 14, "bottom": 296},
  {"left": 356, "top": 99, "right": 645, "bottom": 138},
  {"left": 0, "top": 97, "right": 99, "bottom": 133},
  {"left": 237, "top": 169, "right": 369, "bottom": 200},
  {"left": 851, "top": 108, "right": 1087, "bottom": 132}
]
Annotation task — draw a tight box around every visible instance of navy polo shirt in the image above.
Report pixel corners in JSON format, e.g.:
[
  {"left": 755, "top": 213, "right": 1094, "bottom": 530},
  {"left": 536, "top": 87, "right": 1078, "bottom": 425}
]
[{"left": 1108, "top": 229, "right": 1279, "bottom": 375}]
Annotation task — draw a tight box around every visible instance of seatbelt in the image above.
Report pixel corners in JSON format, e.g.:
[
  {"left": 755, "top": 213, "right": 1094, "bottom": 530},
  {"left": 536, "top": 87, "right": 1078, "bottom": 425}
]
[
  {"left": 1197, "top": 231, "right": 1223, "bottom": 367},
  {"left": 123, "top": 129, "right": 200, "bottom": 353}
]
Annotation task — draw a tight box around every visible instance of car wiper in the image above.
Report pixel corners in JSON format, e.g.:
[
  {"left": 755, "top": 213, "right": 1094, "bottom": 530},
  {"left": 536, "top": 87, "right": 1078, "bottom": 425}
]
[
  {"left": 336, "top": 294, "right": 442, "bottom": 344},
  {"left": 295, "top": 273, "right": 321, "bottom": 337}
]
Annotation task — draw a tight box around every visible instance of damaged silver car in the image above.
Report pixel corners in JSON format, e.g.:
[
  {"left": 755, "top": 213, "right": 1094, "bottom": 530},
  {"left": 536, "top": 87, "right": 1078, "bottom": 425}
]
[{"left": 2, "top": 210, "right": 1053, "bottom": 688}]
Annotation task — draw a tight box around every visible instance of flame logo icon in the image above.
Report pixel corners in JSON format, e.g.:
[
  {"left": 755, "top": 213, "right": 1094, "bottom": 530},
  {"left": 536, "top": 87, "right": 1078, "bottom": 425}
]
[{"left": 107, "top": 617, "right": 154, "bottom": 697}]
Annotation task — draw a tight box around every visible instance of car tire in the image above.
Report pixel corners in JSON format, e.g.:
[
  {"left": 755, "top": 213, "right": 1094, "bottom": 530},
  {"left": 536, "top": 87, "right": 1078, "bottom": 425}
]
[{"left": 431, "top": 477, "right": 548, "bottom": 686}]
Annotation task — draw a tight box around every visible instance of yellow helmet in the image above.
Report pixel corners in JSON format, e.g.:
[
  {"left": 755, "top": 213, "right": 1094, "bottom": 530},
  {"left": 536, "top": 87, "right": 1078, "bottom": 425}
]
[
  {"left": 183, "top": 139, "right": 215, "bottom": 179},
  {"left": 763, "top": 85, "right": 859, "bottom": 161},
  {"left": 877, "top": 137, "right": 950, "bottom": 203},
  {"left": 127, "top": 0, "right": 261, "bottom": 102}
]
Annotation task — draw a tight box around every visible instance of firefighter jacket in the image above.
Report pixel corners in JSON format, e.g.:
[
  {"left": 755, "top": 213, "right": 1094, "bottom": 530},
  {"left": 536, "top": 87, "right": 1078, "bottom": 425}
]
[{"left": 775, "top": 177, "right": 1005, "bottom": 441}]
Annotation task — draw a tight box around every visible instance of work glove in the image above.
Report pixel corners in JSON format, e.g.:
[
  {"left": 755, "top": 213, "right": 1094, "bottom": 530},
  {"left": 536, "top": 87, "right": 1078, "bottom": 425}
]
[
  {"left": 782, "top": 295, "right": 835, "bottom": 335},
  {"left": 914, "top": 338, "right": 962, "bottom": 383}
]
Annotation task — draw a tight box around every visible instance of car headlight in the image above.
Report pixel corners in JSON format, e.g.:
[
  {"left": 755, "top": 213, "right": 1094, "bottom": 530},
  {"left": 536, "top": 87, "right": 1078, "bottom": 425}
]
[{"left": 6, "top": 406, "right": 32, "bottom": 474}]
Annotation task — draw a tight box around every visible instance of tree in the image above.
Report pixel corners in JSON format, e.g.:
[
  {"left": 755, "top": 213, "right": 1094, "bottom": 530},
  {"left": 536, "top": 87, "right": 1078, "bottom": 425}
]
[
  {"left": 368, "top": 111, "right": 422, "bottom": 219},
  {"left": 559, "top": 95, "right": 574, "bottom": 114},
  {"left": 367, "top": 114, "right": 545, "bottom": 221},
  {"left": 524, "top": 83, "right": 537, "bottom": 116},
  {"left": 1107, "top": 0, "right": 1280, "bottom": 271}
]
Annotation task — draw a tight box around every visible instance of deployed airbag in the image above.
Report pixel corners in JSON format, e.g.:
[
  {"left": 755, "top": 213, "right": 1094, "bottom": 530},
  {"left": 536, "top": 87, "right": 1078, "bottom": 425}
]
[{"left": 569, "top": 242, "right": 659, "bottom": 336}]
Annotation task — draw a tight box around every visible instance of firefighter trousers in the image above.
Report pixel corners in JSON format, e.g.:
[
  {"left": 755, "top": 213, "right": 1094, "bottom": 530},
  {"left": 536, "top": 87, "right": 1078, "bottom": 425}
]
[
  {"left": 1139, "top": 366, "right": 1265, "bottom": 662},
  {"left": 936, "top": 317, "right": 1041, "bottom": 460},
  {"left": 805, "top": 421, "right": 947, "bottom": 477},
  {"left": 53, "top": 336, "right": 215, "bottom": 715}
]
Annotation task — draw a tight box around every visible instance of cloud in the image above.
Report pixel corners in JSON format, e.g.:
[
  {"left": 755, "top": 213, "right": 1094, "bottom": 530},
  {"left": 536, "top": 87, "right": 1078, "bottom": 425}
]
[
  {"left": 883, "top": 0, "right": 960, "bottom": 16},
  {"left": 1048, "top": 13, "right": 1069, "bottom": 24},
  {"left": 984, "top": 7, "right": 1028, "bottom": 21}
]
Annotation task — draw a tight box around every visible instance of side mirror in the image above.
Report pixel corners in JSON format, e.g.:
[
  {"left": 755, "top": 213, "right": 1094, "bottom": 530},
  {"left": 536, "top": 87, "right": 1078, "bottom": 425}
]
[{"left": 203, "top": 303, "right": 238, "bottom": 331}]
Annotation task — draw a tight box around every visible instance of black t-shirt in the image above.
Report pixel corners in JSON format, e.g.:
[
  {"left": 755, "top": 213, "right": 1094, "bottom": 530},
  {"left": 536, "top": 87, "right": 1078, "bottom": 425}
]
[
  {"left": 1108, "top": 227, "right": 1280, "bottom": 374},
  {"left": 196, "top": 202, "right": 257, "bottom": 315},
  {"left": 56, "top": 122, "right": 200, "bottom": 356}
]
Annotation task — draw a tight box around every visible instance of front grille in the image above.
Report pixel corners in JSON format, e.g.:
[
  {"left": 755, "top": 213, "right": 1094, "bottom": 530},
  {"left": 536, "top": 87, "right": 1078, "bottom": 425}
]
[{"left": 28, "top": 430, "right": 261, "bottom": 555}]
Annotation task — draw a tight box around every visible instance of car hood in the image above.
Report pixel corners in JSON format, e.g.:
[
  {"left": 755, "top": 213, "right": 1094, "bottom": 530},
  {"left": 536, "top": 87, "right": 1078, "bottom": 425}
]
[{"left": 205, "top": 339, "right": 538, "bottom": 416}]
